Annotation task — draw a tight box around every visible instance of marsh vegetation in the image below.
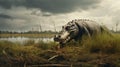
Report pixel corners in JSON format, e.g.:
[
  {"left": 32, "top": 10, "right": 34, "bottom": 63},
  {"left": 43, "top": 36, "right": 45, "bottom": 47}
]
[
  {"left": 0, "top": 33, "right": 55, "bottom": 38},
  {"left": 0, "top": 33, "right": 120, "bottom": 67}
]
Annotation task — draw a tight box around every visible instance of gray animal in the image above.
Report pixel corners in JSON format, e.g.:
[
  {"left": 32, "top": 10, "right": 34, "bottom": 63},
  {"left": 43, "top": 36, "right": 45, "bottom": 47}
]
[{"left": 54, "top": 19, "right": 109, "bottom": 47}]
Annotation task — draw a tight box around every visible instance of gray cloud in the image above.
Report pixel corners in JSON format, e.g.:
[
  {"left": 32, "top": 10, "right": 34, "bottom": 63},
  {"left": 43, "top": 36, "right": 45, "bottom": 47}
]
[
  {"left": 0, "top": 13, "right": 12, "bottom": 19},
  {"left": 0, "top": 0, "right": 119, "bottom": 32},
  {"left": 0, "top": 13, "right": 13, "bottom": 30},
  {"left": 0, "top": 19, "right": 12, "bottom": 30},
  {"left": 0, "top": 0, "right": 101, "bottom": 14}
]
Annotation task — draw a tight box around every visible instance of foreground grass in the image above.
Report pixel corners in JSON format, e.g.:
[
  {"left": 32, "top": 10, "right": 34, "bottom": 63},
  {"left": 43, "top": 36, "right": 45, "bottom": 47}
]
[{"left": 0, "top": 33, "right": 120, "bottom": 67}]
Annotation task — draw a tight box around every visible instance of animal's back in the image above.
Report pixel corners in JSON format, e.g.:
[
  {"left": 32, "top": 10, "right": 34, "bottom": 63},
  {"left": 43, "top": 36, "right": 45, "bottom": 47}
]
[{"left": 75, "top": 19, "right": 102, "bottom": 35}]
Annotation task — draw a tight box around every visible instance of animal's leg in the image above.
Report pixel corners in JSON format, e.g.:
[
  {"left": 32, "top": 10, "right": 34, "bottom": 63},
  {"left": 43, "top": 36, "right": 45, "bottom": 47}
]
[{"left": 83, "top": 26, "right": 91, "bottom": 38}]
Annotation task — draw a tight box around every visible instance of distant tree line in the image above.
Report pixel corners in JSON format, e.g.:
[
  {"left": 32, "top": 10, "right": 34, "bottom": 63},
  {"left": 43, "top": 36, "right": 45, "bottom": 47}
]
[
  {"left": 110, "top": 30, "right": 120, "bottom": 33},
  {"left": 0, "top": 30, "right": 58, "bottom": 34}
]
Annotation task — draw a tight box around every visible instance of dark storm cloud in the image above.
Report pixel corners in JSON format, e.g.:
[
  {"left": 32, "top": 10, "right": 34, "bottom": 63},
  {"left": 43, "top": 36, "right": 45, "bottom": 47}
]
[
  {"left": 0, "top": 18, "right": 11, "bottom": 30},
  {"left": 0, "top": 0, "right": 101, "bottom": 14},
  {"left": 0, "top": 13, "right": 12, "bottom": 19}
]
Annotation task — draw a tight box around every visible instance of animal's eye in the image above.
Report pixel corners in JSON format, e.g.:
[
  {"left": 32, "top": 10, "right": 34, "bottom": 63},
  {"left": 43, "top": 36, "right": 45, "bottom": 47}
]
[
  {"left": 71, "top": 25, "right": 74, "bottom": 27},
  {"left": 65, "top": 26, "right": 70, "bottom": 30},
  {"left": 62, "top": 26, "right": 64, "bottom": 29}
]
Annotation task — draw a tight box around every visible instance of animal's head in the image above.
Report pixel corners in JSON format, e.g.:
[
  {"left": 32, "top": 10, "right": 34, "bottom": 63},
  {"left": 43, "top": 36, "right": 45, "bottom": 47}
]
[{"left": 54, "top": 21, "right": 79, "bottom": 44}]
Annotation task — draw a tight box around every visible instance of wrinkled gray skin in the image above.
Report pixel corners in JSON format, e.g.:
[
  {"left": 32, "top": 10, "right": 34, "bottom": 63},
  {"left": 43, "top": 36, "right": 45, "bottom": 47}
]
[{"left": 54, "top": 19, "right": 106, "bottom": 47}]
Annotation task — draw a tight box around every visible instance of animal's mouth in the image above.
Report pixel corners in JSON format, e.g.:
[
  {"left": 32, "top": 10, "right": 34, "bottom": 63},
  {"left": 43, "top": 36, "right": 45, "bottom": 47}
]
[
  {"left": 54, "top": 35, "right": 71, "bottom": 44},
  {"left": 62, "top": 36, "right": 71, "bottom": 44}
]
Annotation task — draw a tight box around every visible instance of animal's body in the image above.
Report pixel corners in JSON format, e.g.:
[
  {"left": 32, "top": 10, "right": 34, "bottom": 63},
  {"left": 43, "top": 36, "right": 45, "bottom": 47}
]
[{"left": 54, "top": 19, "right": 110, "bottom": 47}]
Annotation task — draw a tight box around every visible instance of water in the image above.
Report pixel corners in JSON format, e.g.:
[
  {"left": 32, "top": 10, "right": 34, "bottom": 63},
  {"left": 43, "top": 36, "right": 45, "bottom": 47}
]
[{"left": 0, "top": 37, "right": 53, "bottom": 44}]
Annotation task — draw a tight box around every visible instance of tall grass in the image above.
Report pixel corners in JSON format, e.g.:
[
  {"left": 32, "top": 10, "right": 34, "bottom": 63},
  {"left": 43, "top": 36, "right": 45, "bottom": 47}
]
[
  {"left": 0, "top": 33, "right": 120, "bottom": 65},
  {"left": 63, "top": 33, "right": 120, "bottom": 53},
  {"left": 0, "top": 40, "right": 50, "bottom": 64},
  {"left": 34, "top": 41, "right": 58, "bottom": 50},
  {"left": 0, "top": 33, "right": 120, "bottom": 54},
  {"left": 81, "top": 33, "right": 120, "bottom": 53}
]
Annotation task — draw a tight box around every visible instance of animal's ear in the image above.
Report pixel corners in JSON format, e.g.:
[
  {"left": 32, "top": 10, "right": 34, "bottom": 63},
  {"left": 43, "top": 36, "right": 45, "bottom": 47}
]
[{"left": 83, "top": 26, "right": 91, "bottom": 38}]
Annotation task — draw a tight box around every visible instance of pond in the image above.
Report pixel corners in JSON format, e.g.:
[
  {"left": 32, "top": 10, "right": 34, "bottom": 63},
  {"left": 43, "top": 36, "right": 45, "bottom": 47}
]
[{"left": 0, "top": 37, "right": 53, "bottom": 44}]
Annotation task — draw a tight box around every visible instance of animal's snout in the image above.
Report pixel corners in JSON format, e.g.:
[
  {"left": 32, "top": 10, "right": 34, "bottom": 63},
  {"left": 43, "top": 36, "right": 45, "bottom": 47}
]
[
  {"left": 54, "top": 35, "right": 61, "bottom": 38},
  {"left": 54, "top": 35, "right": 61, "bottom": 42}
]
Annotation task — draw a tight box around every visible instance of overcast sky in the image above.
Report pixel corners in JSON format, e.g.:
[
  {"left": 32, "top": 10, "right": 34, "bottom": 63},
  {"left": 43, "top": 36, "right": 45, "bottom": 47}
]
[{"left": 0, "top": 0, "right": 120, "bottom": 32}]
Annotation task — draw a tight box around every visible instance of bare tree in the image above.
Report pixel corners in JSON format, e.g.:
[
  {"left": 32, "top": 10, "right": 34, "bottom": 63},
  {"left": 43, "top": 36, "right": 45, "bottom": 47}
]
[
  {"left": 51, "top": 16, "right": 57, "bottom": 32},
  {"left": 39, "top": 23, "right": 42, "bottom": 32},
  {"left": 52, "top": 20, "right": 57, "bottom": 32},
  {"left": 116, "top": 22, "right": 119, "bottom": 32}
]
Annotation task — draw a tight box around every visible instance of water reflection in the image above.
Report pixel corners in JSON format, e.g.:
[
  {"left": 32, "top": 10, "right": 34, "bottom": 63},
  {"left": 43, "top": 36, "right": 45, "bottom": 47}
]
[{"left": 0, "top": 37, "right": 53, "bottom": 44}]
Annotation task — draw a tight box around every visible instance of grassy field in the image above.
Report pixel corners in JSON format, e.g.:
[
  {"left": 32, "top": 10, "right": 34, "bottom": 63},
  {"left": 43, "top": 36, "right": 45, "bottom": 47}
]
[{"left": 0, "top": 33, "right": 120, "bottom": 67}]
